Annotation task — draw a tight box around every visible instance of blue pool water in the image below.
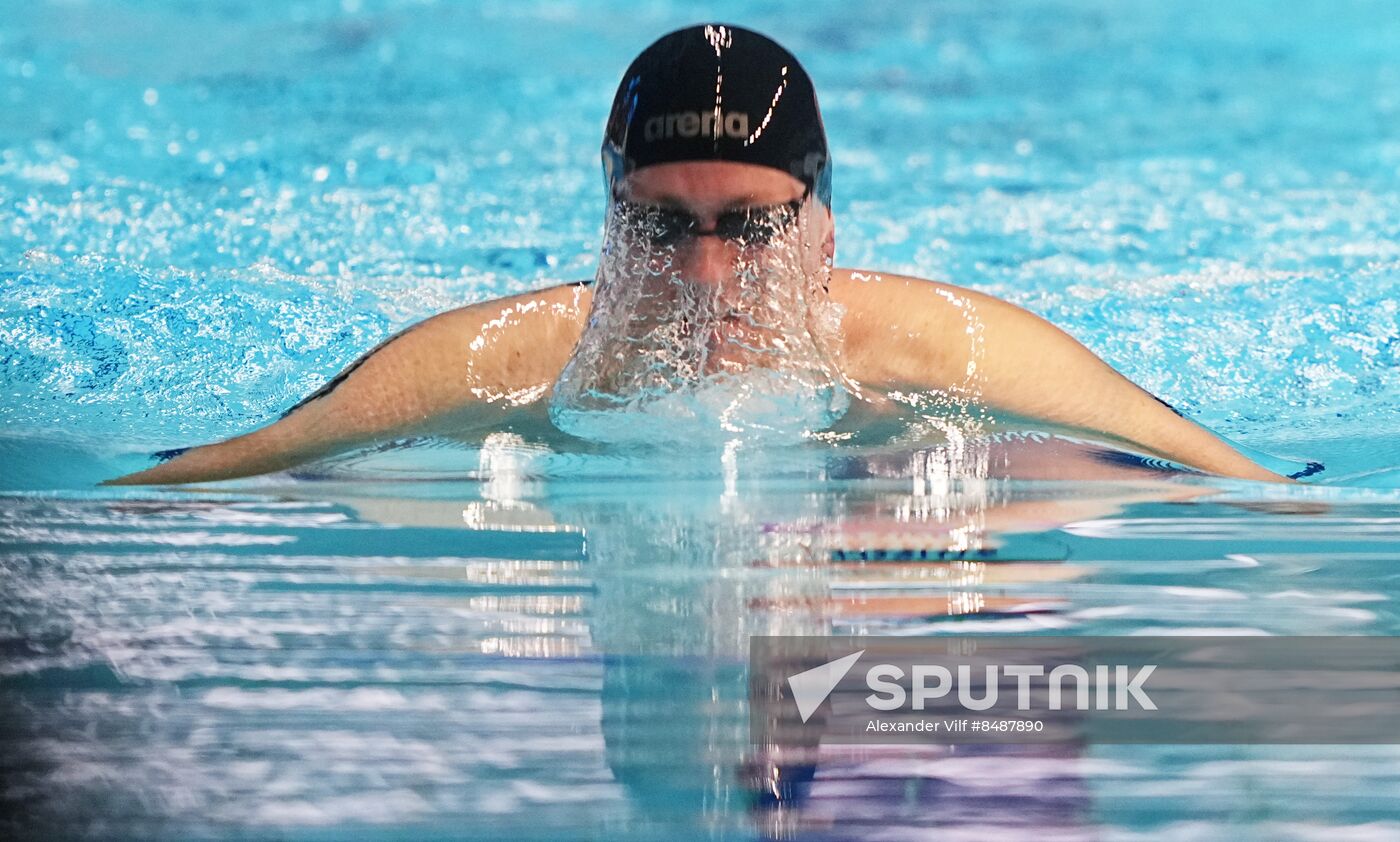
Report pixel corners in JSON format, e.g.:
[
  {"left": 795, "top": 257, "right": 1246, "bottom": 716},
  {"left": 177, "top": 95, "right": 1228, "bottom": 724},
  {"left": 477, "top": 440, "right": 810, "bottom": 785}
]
[{"left": 3, "top": 0, "right": 1400, "bottom": 838}]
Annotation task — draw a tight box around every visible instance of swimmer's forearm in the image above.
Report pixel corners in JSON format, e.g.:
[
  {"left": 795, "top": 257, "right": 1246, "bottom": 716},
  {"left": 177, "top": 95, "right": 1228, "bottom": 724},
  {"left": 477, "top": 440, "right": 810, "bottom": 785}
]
[
  {"left": 102, "top": 421, "right": 351, "bottom": 486},
  {"left": 102, "top": 392, "right": 553, "bottom": 486},
  {"left": 1009, "top": 356, "right": 1288, "bottom": 481},
  {"left": 102, "top": 402, "right": 539, "bottom": 486},
  {"left": 969, "top": 311, "right": 1288, "bottom": 482},
  {"left": 980, "top": 381, "right": 1286, "bottom": 482},
  {"left": 971, "top": 345, "right": 1288, "bottom": 480},
  {"left": 1104, "top": 406, "right": 1288, "bottom": 482}
]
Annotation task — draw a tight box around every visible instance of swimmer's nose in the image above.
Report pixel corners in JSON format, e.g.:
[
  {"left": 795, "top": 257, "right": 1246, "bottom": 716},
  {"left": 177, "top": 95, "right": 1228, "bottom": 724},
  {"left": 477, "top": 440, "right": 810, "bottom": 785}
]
[{"left": 679, "top": 235, "right": 736, "bottom": 290}]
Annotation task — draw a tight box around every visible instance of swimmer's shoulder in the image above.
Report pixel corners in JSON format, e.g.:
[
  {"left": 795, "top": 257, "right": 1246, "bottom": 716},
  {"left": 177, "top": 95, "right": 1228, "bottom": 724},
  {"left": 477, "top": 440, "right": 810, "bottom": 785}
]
[
  {"left": 828, "top": 268, "right": 1005, "bottom": 384},
  {"left": 829, "top": 267, "right": 1002, "bottom": 312},
  {"left": 389, "top": 280, "right": 593, "bottom": 385},
  {"left": 405, "top": 281, "right": 592, "bottom": 361},
  {"left": 432, "top": 281, "right": 593, "bottom": 330}
]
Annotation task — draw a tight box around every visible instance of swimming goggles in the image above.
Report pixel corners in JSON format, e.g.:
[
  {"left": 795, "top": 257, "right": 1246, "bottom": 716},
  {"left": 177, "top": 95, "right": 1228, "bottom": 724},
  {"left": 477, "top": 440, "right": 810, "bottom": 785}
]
[{"left": 613, "top": 190, "right": 806, "bottom": 248}]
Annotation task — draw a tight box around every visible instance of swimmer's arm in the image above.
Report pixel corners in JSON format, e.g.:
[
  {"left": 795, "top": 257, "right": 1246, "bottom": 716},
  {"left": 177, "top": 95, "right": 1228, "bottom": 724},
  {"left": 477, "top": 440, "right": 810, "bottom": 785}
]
[
  {"left": 104, "top": 284, "right": 590, "bottom": 485},
  {"left": 850, "top": 274, "right": 1288, "bottom": 482}
]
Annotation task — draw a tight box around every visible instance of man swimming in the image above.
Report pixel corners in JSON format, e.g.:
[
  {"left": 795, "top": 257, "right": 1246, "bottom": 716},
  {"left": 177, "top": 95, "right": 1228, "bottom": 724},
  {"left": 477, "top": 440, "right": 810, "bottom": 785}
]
[{"left": 109, "top": 24, "right": 1290, "bottom": 485}]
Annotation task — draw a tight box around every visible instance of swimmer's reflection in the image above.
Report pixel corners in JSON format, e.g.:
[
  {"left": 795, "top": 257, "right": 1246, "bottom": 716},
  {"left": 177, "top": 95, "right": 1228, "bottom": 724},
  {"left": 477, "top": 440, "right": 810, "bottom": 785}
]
[{"left": 404, "top": 440, "right": 1202, "bottom": 838}]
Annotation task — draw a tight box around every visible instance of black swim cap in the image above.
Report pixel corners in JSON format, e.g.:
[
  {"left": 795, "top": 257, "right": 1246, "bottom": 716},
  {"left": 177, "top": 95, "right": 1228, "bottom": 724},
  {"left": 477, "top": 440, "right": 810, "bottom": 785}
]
[{"left": 603, "top": 24, "right": 831, "bottom": 207}]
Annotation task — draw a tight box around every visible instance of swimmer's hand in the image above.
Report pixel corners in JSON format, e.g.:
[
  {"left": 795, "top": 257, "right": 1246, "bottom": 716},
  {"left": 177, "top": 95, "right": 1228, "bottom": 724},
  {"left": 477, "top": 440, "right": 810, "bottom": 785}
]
[
  {"left": 833, "top": 272, "right": 1292, "bottom": 483},
  {"left": 103, "top": 284, "right": 591, "bottom": 486}
]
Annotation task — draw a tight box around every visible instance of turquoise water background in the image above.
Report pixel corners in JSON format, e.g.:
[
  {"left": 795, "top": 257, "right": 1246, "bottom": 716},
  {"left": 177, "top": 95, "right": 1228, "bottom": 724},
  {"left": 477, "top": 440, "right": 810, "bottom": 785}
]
[
  {"left": 3, "top": 1, "right": 1400, "bottom": 839},
  {"left": 2, "top": 0, "right": 1398, "bottom": 477}
]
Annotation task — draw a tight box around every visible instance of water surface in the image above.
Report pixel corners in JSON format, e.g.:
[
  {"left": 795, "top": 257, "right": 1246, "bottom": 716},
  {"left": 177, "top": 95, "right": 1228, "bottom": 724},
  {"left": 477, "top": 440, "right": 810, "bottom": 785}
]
[{"left": 3, "top": 1, "right": 1400, "bottom": 838}]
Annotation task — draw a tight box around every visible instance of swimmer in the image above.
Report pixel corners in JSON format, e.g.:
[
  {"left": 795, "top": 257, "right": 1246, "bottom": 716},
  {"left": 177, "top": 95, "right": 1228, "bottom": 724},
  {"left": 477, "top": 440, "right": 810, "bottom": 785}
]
[{"left": 108, "top": 24, "right": 1292, "bottom": 485}]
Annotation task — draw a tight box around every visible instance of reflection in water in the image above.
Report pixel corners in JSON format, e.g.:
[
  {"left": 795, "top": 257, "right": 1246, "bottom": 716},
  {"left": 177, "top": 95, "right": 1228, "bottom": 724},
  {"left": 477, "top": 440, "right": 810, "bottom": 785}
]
[
  {"left": 462, "top": 436, "right": 1168, "bottom": 838},
  {"left": 5, "top": 435, "right": 1399, "bottom": 839}
]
